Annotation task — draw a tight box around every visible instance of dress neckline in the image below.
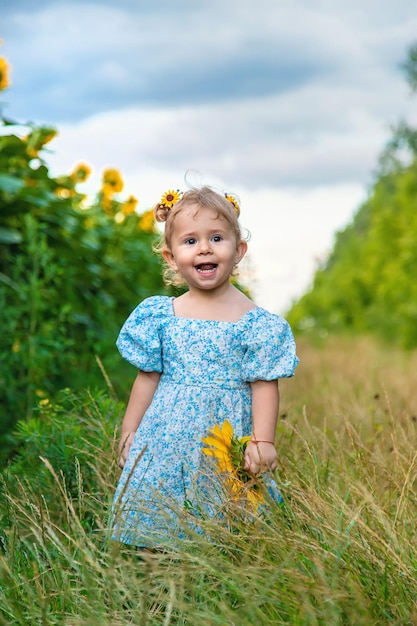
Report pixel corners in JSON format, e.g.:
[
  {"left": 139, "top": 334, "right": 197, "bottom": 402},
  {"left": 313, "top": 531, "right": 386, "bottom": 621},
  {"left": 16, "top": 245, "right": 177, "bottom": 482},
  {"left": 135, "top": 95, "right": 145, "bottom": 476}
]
[{"left": 169, "top": 296, "right": 259, "bottom": 324}]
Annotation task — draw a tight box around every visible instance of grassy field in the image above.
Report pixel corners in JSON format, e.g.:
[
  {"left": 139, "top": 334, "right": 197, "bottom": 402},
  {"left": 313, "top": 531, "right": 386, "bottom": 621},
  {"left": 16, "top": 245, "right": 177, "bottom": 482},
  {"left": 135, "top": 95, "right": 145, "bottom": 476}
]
[{"left": 1, "top": 336, "right": 417, "bottom": 625}]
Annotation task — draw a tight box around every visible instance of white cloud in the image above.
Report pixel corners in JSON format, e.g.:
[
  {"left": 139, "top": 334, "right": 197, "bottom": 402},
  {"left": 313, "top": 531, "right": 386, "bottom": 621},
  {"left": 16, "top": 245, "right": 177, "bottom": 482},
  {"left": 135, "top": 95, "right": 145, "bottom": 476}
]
[
  {"left": 239, "top": 184, "right": 367, "bottom": 313},
  {"left": 46, "top": 67, "right": 414, "bottom": 191}
]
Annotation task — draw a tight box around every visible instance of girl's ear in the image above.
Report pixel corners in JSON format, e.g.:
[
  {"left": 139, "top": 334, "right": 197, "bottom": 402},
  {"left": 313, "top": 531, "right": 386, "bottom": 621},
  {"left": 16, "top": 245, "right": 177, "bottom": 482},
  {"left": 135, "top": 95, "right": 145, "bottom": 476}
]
[
  {"left": 235, "top": 240, "right": 248, "bottom": 265},
  {"left": 162, "top": 248, "right": 178, "bottom": 271}
]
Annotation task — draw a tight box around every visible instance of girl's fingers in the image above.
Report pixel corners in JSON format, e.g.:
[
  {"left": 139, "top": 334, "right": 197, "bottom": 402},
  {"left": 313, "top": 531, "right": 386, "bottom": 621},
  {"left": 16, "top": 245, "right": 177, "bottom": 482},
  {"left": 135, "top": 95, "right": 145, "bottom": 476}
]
[
  {"left": 247, "top": 460, "right": 260, "bottom": 476},
  {"left": 244, "top": 449, "right": 278, "bottom": 475},
  {"left": 118, "top": 450, "right": 129, "bottom": 469},
  {"left": 244, "top": 450, "right": 262, "bottom": 475}
]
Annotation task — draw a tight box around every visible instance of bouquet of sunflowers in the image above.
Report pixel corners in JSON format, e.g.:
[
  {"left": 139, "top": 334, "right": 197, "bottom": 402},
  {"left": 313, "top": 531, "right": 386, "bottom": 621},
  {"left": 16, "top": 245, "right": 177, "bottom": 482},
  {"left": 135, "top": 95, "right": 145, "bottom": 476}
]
[{"left": 202, "top": 420, "right": 266, "bottom": 510}]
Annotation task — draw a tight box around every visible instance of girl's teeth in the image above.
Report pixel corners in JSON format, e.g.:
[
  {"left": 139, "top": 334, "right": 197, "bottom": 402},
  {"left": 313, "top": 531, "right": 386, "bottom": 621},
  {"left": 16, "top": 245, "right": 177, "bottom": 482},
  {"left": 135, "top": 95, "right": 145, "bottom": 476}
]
[
  {"left": 198, "top": 267, "right": 215, "bottom": 273},
  {"left": 197, "top": 264, "right": 216, "bottom": 273}
]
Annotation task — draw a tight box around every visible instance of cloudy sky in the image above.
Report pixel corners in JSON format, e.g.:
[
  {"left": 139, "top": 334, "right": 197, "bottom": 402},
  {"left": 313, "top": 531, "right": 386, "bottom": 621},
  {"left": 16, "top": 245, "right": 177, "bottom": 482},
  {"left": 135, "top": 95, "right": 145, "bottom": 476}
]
[{"left": 2, "top": 0, "right": 417, "bottom": 313}]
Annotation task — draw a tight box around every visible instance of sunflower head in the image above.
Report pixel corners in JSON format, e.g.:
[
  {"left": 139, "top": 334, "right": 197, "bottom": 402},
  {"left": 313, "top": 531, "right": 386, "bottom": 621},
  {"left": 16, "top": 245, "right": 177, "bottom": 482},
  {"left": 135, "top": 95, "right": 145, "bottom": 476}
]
[
  {"left": 70, "top": 162, "right": 92, "bottom": 183},
  {"left": 202, "top": 423, "right": 250, "bottom": 479},
  {"left": 202, "top": 419, "right": 266, "bottom": 512},
  {"left": 138, "top": 208, "right": 155, "bottom": 232},
  {"left": 0, "top": 56, "right": 10, "bottom": 91},
  {"left": 121, "top": 195, "right": 138, "bottom": 216},
  {"left": 102, "top": 168, "right": 124, "bottom": 195},
  {"left": 224, "top": 193, "right": 240, "bottom": 215},
  {"left": 202, "top": 419, "right": 234, "bottom": 473},
  {"left": 159, "top": 189, "right": 182, "bottom": 209}
]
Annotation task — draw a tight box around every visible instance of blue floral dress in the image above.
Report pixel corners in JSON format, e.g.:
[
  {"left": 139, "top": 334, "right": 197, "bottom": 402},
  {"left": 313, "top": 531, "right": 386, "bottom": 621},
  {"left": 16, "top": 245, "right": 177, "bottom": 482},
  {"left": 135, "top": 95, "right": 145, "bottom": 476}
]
[{"left": 112, "top": 296, "right": 298, "bottom": 547}]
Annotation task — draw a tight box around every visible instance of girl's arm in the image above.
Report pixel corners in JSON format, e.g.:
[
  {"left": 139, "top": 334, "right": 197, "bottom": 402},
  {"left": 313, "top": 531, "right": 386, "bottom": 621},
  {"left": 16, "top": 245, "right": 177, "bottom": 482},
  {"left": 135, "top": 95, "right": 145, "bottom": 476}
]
[
  {"left": 244, "top": 379, "right": 279, "bottom": 475},
  {"left": 118, "top": 370, "right": 161, "bottom": 468}
]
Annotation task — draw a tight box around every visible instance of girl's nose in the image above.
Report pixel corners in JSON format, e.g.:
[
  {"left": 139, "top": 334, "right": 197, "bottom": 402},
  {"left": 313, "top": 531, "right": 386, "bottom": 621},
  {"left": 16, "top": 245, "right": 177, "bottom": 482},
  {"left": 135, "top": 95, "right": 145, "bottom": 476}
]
[{"left": 198, "top": 239, "right": 211, "bottom": 254}]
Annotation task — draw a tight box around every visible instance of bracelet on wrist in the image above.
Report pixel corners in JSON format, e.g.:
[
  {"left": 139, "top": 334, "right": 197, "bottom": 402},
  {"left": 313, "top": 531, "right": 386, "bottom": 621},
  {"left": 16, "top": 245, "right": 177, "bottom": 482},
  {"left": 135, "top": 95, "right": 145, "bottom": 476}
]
[{"left": 250, "top": 439, "right": 275, "bottom": 445}]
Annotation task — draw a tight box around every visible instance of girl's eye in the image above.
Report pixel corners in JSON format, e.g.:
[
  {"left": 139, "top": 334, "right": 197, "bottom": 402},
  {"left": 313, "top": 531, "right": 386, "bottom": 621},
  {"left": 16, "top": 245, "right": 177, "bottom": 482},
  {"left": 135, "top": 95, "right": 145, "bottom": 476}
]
[
  {"left": 211, "top": 235, "right": 222, "bottom": 242},
  {"left": 185, "top": 238, "right": 197, "bottom": 245}
]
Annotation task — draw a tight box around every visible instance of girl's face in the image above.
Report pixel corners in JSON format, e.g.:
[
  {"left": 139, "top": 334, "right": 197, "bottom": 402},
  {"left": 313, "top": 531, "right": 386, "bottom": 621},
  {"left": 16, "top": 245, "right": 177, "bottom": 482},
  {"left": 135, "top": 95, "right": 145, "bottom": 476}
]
[{"left": 162, "top": 204, "right": 247, "bottom": 294}]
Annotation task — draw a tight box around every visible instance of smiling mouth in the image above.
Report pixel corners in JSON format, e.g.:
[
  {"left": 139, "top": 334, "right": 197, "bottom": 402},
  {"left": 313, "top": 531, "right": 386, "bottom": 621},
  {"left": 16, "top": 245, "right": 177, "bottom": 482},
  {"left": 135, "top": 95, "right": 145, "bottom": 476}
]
[{"left": 195, "top": 263, "right": 217, "bottom": 274}]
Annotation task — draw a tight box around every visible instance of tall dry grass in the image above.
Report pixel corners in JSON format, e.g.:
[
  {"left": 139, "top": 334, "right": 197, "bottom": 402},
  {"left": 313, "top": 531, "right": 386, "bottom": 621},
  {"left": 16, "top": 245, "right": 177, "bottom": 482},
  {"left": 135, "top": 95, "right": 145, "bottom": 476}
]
[{"left": 1, "top": 336, "right": 417, "bottom": 625}]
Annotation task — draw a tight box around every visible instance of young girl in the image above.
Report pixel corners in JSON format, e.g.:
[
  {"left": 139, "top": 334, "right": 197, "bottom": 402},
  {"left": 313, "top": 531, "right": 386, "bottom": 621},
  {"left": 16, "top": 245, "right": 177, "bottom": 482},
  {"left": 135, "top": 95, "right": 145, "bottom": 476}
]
[{"left": 112, "top": 186, "right": 298, "bottom": 547}]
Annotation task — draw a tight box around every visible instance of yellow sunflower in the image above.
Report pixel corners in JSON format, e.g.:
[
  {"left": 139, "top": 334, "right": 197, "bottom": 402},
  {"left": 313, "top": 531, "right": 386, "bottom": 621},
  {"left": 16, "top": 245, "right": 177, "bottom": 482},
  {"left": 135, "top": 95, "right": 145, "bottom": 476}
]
[
  {"left": 224, "top": 194, "right": 240, "bottom": 214},
  {"left": 55, "top": 187, "right": 76, "bottom": 200},
  {"left": 138, "top": 208, "right": 155, "bottom": 232},
  {"left": 246, "top": 486, "right": 265, "bottom": 508},
  {"left": 202, "top": 419, "right": 264, "bottom": 510},
  {"left": 100, "top": 192, "right": 114, "bottom": 214},
  {"left": 70, "top": 162, "right": 92, "bottom": 183},
  {"left": 121, "top": 195, "right": 138, "bottom": 216},
  {"left": 224, "top": 472, "right": 264, "bottom": 509},
  {"left": 160, "top": 189, "right": 182, "bottom": 208},
  {"left": 0, "top": 57, "right": 10, "bottom": 91},
  {"left": 102, "top": 168, "right": 124, "bottom": 194},
  {"left": 201, "top": 420, "right": 235, "bottom": 473}
]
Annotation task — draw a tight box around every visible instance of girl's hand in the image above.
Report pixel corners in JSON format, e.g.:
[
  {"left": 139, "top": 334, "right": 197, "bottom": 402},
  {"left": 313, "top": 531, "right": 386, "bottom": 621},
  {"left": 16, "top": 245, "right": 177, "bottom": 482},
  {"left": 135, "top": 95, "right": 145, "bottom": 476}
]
[
  {"left": 243, "top": 441, "right": 277, "bottom": 476},
  {"left": 118, "top": 431, "right": 136, "bottom": 469}
]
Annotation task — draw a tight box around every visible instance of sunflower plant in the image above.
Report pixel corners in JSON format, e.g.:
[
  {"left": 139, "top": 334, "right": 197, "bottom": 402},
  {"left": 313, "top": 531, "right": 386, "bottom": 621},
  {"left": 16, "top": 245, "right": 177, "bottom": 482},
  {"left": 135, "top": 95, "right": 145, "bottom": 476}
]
[{"left": 202, "top": 420, "right": 265, "bottom": 510}]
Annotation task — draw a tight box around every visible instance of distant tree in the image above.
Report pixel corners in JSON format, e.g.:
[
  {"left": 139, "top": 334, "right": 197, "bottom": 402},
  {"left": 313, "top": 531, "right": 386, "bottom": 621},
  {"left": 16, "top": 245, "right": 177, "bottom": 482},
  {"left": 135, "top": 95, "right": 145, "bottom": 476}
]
[
  {"left": 287, "top": 42, "right": 417, "bottom": 349},
  {"left": 402, "top": 42, "right": 417, "bottom": 93}
]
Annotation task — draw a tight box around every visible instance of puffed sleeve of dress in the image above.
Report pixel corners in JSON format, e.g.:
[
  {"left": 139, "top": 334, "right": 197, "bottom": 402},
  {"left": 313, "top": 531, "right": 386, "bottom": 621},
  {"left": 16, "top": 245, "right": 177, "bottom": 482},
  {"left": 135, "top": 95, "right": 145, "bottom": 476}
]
[
  {"left": 116, "top": 296, "right": 166, "bottom": 372},
  {"left": 241, "top": 308, "right": 299, "bottom": 382}
]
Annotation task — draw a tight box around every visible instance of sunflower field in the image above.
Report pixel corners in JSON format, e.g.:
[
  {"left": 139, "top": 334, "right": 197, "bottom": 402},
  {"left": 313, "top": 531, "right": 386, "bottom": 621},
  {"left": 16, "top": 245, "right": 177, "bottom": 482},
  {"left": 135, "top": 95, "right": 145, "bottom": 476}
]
[{"left": 0, "top": 49, "right": 169, "bottom": 464}]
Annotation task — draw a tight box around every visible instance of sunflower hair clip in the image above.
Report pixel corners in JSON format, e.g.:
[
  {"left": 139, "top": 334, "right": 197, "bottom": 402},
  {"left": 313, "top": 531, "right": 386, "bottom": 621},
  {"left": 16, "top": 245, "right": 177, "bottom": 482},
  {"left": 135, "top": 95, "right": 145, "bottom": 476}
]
[
  {"left": 224, "top": 193, "right": 240, "bottom": 215},
  {"left": 159, "top": 189, "right": 182, "bottom": 209}
]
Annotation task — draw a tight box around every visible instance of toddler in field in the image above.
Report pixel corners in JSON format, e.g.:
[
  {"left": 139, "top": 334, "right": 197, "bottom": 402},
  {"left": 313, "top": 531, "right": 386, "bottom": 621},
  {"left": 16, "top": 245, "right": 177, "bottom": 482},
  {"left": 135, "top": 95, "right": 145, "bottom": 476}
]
[{"left": 112, "top": 185, "right": 299, "bottom": 547}]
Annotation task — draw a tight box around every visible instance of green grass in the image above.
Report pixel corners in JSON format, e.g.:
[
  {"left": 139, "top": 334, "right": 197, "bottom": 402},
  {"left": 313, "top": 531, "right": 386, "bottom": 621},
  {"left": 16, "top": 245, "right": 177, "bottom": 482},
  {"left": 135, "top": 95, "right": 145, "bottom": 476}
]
[{"left": 1, "top": 336, "right": 417, "bottom": 625}]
